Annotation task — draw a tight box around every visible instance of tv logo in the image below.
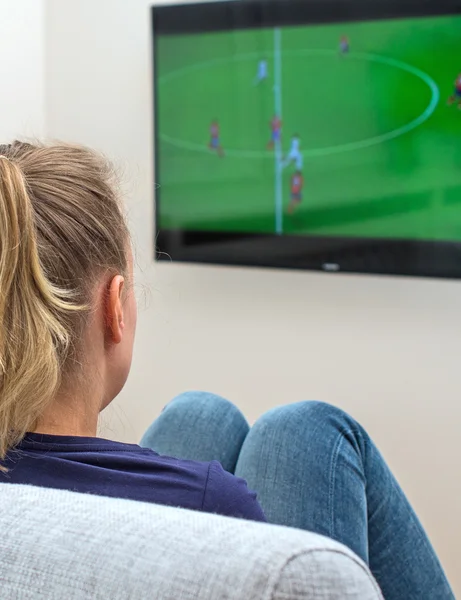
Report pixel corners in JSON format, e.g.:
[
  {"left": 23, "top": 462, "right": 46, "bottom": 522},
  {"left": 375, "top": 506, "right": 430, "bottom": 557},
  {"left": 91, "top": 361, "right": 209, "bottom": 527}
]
[{"left": 322, "top": 263, "right": 340, "bottom": 272}]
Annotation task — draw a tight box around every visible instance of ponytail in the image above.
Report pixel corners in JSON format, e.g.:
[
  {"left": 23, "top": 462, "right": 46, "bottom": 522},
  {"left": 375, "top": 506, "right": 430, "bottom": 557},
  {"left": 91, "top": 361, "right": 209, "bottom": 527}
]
[
  {"left": 0, "top": 155, "right": 84, "bottom": 467},
  {"left": 0, "top": 141, "right": 129, "bottom": 467}
]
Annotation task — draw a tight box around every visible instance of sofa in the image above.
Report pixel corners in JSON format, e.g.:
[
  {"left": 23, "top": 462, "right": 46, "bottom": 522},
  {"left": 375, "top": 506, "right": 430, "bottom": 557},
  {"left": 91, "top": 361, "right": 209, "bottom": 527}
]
[{"left": 0, "top": 484, "right": 383, "bottom": 599}]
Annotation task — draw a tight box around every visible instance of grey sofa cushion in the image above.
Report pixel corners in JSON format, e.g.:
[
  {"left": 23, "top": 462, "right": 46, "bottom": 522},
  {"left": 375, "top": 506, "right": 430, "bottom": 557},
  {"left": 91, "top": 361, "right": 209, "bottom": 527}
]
[{"left": 0, "top": 484, "right": 382, "bottom": 599}]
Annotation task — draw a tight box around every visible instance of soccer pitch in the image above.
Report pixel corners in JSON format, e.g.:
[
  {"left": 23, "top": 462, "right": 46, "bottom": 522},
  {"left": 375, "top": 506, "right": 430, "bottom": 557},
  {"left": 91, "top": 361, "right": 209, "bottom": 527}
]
[{"left": 156, "top": 15, "right": 461, "bottom": 241}]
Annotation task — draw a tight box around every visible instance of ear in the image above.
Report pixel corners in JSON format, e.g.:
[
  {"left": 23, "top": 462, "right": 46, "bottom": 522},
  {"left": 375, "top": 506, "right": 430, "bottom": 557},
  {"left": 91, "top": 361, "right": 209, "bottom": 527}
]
[{"left": 105, "top": 275, "right": 125, "bottom": 345}]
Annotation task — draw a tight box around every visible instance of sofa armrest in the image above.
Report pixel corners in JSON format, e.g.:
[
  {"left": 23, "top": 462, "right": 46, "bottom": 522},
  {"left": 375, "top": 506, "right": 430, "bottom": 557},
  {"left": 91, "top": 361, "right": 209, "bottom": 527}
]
[
  {"left": 274, "top": 549, "right": 382, "bottom": 599},
  {"left": 0, "top": 484, "right": 382, "bottom": 600}
]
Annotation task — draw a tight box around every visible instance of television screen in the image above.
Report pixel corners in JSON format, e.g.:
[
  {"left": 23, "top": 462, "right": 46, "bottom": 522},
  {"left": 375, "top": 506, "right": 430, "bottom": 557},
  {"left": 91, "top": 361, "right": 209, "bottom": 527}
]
[{"left": 153, "top": 0, "right": 461, "bottom": 278}]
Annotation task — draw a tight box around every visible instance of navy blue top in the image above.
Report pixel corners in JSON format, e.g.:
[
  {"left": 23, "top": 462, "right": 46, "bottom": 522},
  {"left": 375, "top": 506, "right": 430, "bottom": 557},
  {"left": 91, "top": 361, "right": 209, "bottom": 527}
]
[{"left": 1, "top": 433, "right": 267, "bottom": 522}]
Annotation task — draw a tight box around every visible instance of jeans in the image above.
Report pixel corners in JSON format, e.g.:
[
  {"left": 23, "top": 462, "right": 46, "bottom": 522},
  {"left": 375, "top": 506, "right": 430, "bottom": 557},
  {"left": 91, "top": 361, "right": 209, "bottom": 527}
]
[{"left": 140, "top": 392, "right": 454, "bottom": 600}]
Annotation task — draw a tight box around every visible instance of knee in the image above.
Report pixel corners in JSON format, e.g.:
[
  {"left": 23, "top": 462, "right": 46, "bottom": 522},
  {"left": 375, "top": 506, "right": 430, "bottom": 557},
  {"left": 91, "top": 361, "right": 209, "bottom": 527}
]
[
  {"left": 166, "top": 390, "right": 235, "bottom": 411},
  {"left": 252, "top": 401, "right": 357, "bottom": 438},
  {"left": 164, "top": 391, "right": 247, "bottom": 426}
]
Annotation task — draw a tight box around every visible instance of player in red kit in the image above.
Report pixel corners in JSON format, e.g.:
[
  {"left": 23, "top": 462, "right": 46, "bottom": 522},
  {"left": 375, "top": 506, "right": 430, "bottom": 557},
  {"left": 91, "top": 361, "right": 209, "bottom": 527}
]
[
  {"left": 267, "top": 115, "right": 282, "bottom": 150},
  {"left": 447, "top": 73, "right": 461, "bottom": 109},
  {"left": 288, "top": 170, "right": 304, "bottom": 215},
  {"left": 209, "top": 120, "right": 224, "bottom": 157}
]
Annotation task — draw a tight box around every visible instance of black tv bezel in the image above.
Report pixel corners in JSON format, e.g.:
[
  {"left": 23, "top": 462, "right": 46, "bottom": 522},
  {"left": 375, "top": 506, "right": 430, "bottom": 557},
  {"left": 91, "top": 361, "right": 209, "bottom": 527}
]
[{"left": 152, "top": 0, "right": 461, "bottom": 278}]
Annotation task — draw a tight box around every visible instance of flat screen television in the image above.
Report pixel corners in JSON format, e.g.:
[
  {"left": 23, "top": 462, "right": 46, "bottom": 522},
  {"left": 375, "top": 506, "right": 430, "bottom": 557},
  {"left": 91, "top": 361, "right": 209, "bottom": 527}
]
[{"left": 153, "top": 0, "right": 461, "bottom": 278}]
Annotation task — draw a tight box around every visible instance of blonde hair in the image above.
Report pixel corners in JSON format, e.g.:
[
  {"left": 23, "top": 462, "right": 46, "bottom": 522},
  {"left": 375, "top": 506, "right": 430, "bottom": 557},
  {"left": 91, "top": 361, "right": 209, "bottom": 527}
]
[{"left": 0, "top": 141, "right": 129, "bottom": 467}]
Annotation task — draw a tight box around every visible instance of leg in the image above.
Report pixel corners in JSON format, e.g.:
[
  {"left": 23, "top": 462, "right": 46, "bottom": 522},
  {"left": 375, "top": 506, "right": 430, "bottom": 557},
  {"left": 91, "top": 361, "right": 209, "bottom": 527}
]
[
  {"left": 287, "top": 197, "right": 300, "bottom": 215},
  {"left": 140, "top": 391, "right": 249, "bottom": 474},
  {"left": 235, "top": 401, "right": 454, "bottom": 600}
]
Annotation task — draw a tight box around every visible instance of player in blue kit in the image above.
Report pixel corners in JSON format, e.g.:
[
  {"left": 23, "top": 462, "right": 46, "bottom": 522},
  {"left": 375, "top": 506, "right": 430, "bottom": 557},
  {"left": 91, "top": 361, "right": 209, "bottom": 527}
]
[
  {"left": 339, "top": 35, "right": 350, "bottom": 55},
  {"left": 254, "top": 58, "right": 268, "bottom": 85}
]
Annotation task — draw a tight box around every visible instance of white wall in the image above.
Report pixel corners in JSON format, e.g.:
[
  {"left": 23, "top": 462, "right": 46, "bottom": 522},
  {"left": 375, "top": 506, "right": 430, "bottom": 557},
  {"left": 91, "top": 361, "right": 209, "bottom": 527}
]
[
  {"left": 0, "top": 0, "right": 45, "bottom": 140},
  {"left": 45, "top": 0, "right": 461, "bottom": 594}
]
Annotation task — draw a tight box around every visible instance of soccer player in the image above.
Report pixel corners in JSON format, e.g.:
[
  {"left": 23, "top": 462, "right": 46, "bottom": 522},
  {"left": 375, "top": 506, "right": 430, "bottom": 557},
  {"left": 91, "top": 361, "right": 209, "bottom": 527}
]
[
  {"left": 282, "top": 134, "right": 303, "bottom": 170},
  {"left": 288, "top": 170, "right": 304, "bottom": 215},
  {"left": 447, "top": 73, "right": 461, "bottom": 109},
  {"left": 339, "top": 35, "right": 350, "bottom": 55},
  {"left": 254, "top": 58, "right": 268, "bottom": 85},
  {"left": 209, "top": 119, "right": 224, "bottom": 157},
  {"left": 267, "top": 114, "right": 282, "bottom": 150}
]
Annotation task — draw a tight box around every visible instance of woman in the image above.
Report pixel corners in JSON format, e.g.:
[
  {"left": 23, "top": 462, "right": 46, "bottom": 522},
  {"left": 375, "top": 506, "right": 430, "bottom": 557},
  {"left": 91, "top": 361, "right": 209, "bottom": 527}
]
[{"left": 0, "top": 141, "right": 454, "bottom": 599}]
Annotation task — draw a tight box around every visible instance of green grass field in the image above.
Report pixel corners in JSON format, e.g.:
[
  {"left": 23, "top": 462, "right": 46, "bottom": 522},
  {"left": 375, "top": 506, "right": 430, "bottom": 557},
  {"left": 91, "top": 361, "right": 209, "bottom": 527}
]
[{"left": 156, "top": 14, "right": 461, "bottom": 241}]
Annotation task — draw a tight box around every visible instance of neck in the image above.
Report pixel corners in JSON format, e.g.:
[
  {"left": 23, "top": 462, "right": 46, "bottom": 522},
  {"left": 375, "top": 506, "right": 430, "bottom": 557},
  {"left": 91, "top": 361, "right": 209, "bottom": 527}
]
[{"left": 33, "top": 392, "right": 100, "bottom": 438}]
